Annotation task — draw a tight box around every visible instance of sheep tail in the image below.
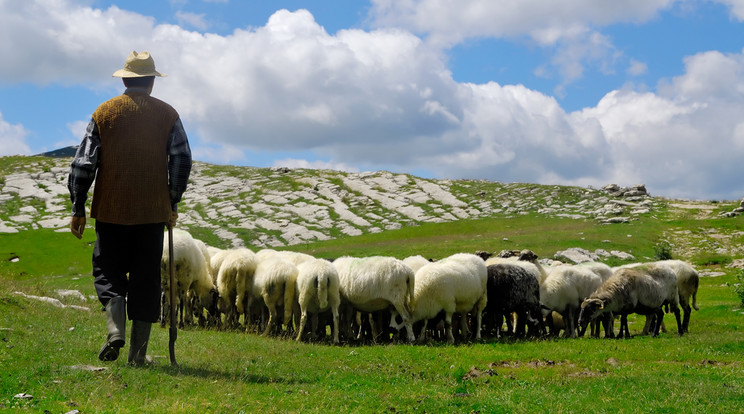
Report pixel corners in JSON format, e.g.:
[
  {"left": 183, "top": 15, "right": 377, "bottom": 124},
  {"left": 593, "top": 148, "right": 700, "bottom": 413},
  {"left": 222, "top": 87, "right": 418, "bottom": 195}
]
[
  {"left": 235, "top": 268, "right": 247, "bottom": 314},
  {"left": 317, "top": 273, "right": 329, "bottom": 310},
  {"left": 405, "top": 272, "right": 415, "bottom": 314},
  {"left": 283, "top": 279, "right": 296, "bottom": 326},
  {"left": 692, "top": 291, "right": 699, "bottom": 311}
]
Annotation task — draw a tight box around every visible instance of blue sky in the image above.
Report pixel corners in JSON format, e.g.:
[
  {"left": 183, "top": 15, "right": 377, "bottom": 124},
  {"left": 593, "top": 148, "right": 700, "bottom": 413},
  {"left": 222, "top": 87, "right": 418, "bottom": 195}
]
[{"left": 1, "top": 0, "right": 743, "bottom": 200}]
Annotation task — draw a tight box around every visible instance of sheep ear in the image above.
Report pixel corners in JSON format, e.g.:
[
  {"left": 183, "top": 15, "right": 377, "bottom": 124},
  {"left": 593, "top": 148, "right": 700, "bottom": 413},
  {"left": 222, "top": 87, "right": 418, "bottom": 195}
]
[{"left": 599, "top": 300, "right": 604, "bottom": 310}]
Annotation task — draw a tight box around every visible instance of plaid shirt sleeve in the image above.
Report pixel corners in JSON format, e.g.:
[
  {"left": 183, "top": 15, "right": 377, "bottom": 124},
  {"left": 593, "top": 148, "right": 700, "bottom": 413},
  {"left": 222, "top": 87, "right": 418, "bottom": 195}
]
[
  {"left": 168, "top": 117, "right": 192, "bottom": 211},
  {"left": 67, "top": 119, "right": 100, "bottom": 217}
]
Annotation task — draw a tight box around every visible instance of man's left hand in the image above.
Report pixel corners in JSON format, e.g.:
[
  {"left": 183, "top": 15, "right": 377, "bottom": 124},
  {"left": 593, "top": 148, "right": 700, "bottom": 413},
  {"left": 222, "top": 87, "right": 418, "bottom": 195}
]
[{"left": 168, "top": 211, "right": 178, "bottom": 229}]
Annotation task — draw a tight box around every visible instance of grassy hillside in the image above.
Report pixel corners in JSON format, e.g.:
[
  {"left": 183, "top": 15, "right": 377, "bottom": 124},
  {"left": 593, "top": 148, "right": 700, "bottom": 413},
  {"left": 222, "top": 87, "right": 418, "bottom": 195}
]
[{"left": 1, "top": 156, "right": 743, "bottom": 412}]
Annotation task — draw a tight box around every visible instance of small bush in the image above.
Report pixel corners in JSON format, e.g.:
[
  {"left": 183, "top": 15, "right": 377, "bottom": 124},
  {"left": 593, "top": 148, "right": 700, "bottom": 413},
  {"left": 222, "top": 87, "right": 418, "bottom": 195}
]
[
  {"left": 653, "top": 241, "right": 674, "bottom": 260},
  {"left": 733, "top": 269, "right": 744, "bottom": 307}
]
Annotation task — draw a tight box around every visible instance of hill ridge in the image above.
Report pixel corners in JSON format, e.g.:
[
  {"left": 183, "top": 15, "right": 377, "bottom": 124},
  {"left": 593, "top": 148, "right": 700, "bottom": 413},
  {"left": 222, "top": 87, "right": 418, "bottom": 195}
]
[{"left": 1, "top": 155, "right": 735, "bottom": 258}]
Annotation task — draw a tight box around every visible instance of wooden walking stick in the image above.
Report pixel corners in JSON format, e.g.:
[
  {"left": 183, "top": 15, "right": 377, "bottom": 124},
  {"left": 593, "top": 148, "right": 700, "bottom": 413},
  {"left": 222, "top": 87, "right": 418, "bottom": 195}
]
[{"left": 168, "top": 224, "right": 178, "bottom": 367}]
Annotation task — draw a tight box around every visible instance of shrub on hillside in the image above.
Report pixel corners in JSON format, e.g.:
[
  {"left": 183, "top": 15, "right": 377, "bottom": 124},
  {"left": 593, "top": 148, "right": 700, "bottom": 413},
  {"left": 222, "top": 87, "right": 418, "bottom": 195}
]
[
  {"left": 733, "top": 269, "right": 744, "bottom": 307},
  {"left": 653, "top": 241, "right": 674, "bottom": 261}
]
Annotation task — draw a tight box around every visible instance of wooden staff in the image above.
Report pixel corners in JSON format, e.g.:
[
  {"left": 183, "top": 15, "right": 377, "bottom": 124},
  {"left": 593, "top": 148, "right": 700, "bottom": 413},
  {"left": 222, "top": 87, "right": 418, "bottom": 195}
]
[{"left": 168, "top": 224, "right": 178, "bottom": 367}]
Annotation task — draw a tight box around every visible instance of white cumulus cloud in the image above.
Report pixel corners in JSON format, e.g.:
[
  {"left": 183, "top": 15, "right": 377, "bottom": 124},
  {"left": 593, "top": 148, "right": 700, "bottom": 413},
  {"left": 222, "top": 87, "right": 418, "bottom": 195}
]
[
  {"left": 2, "top": 1, "right": 744, "bottom": 200},
  {"left": 0, "top": 112, "right": 31, "bottom": 156}
]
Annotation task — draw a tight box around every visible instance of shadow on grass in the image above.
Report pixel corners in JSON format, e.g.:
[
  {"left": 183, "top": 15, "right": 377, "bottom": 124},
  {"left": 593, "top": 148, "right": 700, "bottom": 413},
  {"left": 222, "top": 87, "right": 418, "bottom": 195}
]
[{"left": 155, "top": 363, "right": 313, "bottom": 385}]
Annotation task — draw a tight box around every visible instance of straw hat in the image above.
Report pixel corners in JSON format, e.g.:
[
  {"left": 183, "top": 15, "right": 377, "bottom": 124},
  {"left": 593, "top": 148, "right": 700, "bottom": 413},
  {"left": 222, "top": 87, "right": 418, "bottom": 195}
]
[{"left": 112, "top": 51, "right": 166, "bottom": 78}]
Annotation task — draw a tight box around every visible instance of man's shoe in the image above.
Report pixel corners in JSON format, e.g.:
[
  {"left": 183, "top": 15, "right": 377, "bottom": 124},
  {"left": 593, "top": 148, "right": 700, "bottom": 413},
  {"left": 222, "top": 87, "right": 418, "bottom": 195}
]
[
  {"left": 128, "top": 320, "right": 152, "bottom": 367},
  {"left": 98, "top": 296, "right": 126, "bottom": 361}
]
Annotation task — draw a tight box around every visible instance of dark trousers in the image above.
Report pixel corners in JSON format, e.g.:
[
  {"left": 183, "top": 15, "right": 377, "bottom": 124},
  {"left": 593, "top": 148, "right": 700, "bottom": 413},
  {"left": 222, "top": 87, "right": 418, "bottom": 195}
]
[{"left": 93, "top": 221, "right": 165, "bottom": 323}]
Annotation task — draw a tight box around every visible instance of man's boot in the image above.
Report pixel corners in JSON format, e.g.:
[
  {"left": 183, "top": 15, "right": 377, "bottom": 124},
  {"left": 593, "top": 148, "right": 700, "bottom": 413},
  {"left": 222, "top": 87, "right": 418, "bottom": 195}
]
[
  {"left": 128, "top": 320, "right": 152, "bottom": 366},
  {"left": 98, "top": 296, "right": 126, "bottom": 361}
]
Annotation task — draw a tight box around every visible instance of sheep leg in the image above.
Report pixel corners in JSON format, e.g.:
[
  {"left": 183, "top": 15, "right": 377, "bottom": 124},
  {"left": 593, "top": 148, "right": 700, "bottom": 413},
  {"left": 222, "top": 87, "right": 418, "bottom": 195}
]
[
  {"left": 619, "top": 314, "right": 630, "bottom": 338},
  {"left": 417, "top": 320, "right": 429, "bottom": 342},
  {"left": 565, "top": 307, "right": 577, "bottom": 338},
  {"left": 474, "top": 308, "right": 484, "bottom": 341},
  {"left": 672, "top": 304, "right": 683, "bottom": 336},
  {"left": 544, "top": 312, "right": 556, "bottom": 337},
  {"left": 651, "top": 309, "right": 664, "bottom": 337},
  {"left": 310, "top": 314, "right": 319, "bottom": 340},
  {"left": 369, "top": 312, "right": 382, "bottom": 342},
  {"left": 160, "top": 292, "right": 167, "bottom": 327},
  {"left": 178, "top": 293, "right": 185, "bottom": 329},
  {"left": 459, "top": 313, "right": 469, "bottom": 340},
  {"left": 331, "top": 305, "right": 340, "bottom": 344},
  {"left": 243, "top": 296, "right": 253, "bottom": 333},
  {"left": 295, "top": 310, "right": 308, "bottom": 342},
  {"left": 263, "top": 302, "right": 277, "bottom": 336},
  {"left": 391, "top": 303, "right": 416, "bottom": 343},
  {"left": 589, "top": 315, "right": 600, "bottom": 338},
  {"left": 601, "top": 313, "right": 614, "bottom": 338},
  {"left": 681, "top": 303, "right": 691, "bottom": 333},
  {"left": 445, "top": 313, "right": 455, "bottom": 345},
  {"left": 495, "top": 313, "right": 505, "bottom": 339}
]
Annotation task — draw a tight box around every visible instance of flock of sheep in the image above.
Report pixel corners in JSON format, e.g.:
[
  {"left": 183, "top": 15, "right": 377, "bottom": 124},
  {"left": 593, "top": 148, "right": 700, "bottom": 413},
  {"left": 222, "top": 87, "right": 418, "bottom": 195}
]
[{"left": 160, "top": 228, "right": 700, "bottom": 344}]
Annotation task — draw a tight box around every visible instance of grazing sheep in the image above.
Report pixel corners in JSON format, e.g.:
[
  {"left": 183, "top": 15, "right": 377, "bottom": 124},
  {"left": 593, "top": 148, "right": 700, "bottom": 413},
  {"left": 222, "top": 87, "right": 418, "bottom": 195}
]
[
  {"left": 400, "top": 253, "right": 487, "bottom": 344},
  {"left": 578, "top": 264, "right": 683, "bottom": 338},
  {"left": 653, "top": 260, "right": 699, "bottom": 333},
  {"left": 215, "top": 248, "right": 258, "bottom": 328},
  {"left": 251, "top": 255, "right": 299, "bottom": 335},
  {"left": 540, "top": 264, "right": 603, "bottom": 338},
  {"left": 160, "top": 229, "right": 216, "bottom": 328},
  {"left": 209, "top": 248, "right": 230, "bottom": 285},
  {"left": 333, "top": 256, "right": 416, "bottom": 342},
  {"left": 484, "top": 263, "right": 543, "bottom": 338},
  {"left": 635, "top": 260, "right": 700, "bottom": 335},
  {"left": 294, "top": 258, "right": 341, "bottom": 343}
]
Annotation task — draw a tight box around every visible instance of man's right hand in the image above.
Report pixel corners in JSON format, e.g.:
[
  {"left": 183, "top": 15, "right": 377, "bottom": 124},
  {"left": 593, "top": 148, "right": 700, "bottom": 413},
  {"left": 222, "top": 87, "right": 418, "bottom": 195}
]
[{"left": 70, "top": 216, "right": 86, "bottom": 239}]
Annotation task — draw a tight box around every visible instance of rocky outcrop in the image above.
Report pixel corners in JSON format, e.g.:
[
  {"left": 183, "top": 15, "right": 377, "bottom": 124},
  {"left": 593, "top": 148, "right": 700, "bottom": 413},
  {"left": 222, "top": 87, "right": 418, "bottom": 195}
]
[{"left": 0, "top": 158, "right": 669, "bottom": 249}]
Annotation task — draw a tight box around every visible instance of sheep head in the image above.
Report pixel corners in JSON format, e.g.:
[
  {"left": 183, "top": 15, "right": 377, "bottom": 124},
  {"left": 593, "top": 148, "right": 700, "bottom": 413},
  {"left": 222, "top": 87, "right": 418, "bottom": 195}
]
[
  {"left": 518, "top": 249, "right": 538, "bottom": 262},
  {"left": 578, "top": 298, "right": 605, "bottom": 333}
]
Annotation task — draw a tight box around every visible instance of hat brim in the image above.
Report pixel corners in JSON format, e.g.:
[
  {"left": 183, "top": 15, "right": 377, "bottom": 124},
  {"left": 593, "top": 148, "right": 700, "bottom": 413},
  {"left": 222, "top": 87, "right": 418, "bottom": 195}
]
[{"left": 112, "top": 69, "right": 166, "bottom": 78}]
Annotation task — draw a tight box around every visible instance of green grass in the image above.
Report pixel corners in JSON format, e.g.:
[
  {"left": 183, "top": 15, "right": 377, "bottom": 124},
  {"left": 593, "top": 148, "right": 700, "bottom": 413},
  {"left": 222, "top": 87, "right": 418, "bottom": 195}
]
[{"left": 1, "top": 268, "right": 742, "bottom": 413}]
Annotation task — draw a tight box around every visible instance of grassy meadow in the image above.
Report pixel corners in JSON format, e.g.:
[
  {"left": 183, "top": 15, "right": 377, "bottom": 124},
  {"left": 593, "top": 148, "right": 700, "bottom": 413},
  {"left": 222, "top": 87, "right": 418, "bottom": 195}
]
[{"left": 2, "top": 208, "right": 744, "bottom": 412}]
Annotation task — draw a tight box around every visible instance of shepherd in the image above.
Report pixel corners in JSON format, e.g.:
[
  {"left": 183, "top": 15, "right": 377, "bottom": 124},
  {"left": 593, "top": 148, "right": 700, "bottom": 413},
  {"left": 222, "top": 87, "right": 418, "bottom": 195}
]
[{"left": 68, "top": 51, "right": 192, "bottom": 366}]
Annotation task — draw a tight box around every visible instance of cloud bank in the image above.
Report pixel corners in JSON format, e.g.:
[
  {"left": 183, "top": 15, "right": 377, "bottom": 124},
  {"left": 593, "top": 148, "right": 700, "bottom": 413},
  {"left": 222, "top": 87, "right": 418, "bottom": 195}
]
[{"left": 1, "top": 0, "right": 744, "bottom": 200}]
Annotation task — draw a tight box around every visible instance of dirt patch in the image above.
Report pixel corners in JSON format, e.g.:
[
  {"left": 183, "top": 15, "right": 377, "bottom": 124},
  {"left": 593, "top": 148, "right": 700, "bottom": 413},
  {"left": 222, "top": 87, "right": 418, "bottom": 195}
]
[
  {"left": 462, "top": 366, "right": 497, "bottom": 380},
  {"left": 567, "top": 370, "right": 603, "bottom": 378},
  {"left": 488, "top": 359, "right": 564, "bottom": 369}
]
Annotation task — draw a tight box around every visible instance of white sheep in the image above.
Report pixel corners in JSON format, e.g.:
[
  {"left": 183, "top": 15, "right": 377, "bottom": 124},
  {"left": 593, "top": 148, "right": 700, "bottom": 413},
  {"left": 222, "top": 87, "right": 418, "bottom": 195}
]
[
  {"left": 251, "top": 255, "right": 299, "bottom": 335},
  {"left": 160, "top": 229, "right": 216, "bottom": 328},
  {"left": 635, "top": 260, "right": 700, "bottom": 335},
  {"left": 540, "top": 264, "right": 603, "bottom": 338},
  {"left": 577, "top": 261, "right": 613, "bottom": 282},
  {"left": 403, "top": 255, "right": 431, "bottom": 274},
  {"left": 215, "top": 248, "right": 258, "bottom": 328},
  {"left": 294, "top": 258, "right": 341, "bottom": 343},
  {"left": 655, "top": 260, "right": 699, "bottom": 333},
  {"left": 333, "top": 256, "right": 416, "bottom": 342},
  {"left": 401, "top": 253, "right": 487, "bottom": 344},
  {"left": 578, "top": 264, "right": 683, "bottom": 338},
  {"left": 209, "top": 248, "right": 230, "bottom": 285}
]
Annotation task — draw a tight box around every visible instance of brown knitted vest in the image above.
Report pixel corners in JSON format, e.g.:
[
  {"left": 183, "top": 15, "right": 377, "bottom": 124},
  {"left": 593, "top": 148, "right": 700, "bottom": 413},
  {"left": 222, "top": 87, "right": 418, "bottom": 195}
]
[{"left": 90, "top": 91, "right": 179, "bottom": 225}]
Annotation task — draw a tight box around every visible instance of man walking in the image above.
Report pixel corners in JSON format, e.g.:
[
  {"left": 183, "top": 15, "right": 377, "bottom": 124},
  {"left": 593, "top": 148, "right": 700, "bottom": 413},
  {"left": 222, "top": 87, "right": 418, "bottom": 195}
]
[{"left": 68, "top": 51, "right": 192, "bottom": 366}]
